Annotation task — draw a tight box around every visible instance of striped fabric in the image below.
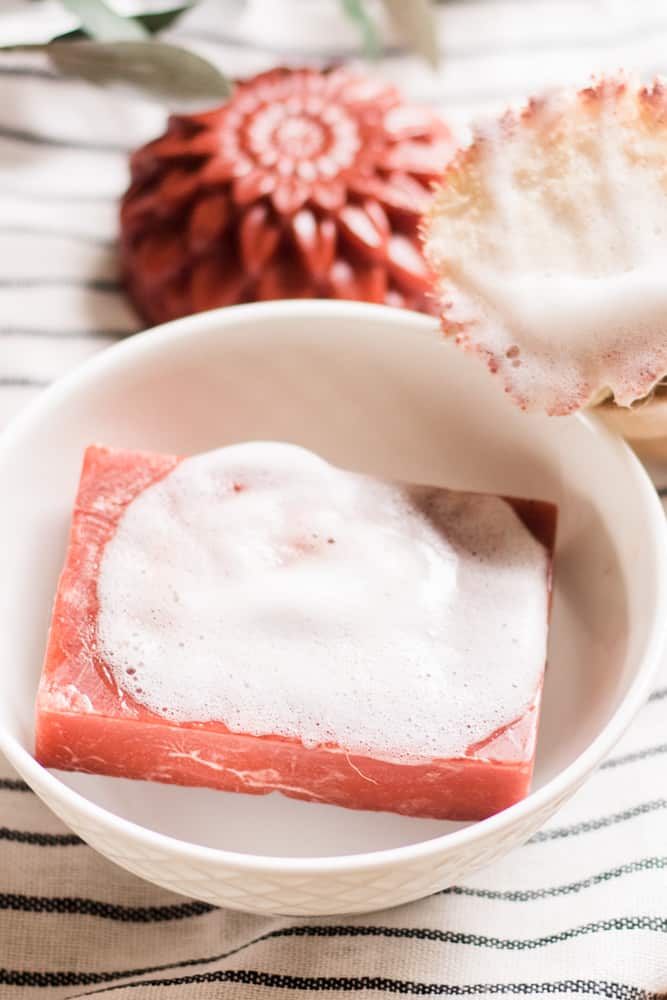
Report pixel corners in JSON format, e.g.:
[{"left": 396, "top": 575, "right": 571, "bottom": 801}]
[{"left": 1, "top": 1, "right": 666, "bottom": 997}]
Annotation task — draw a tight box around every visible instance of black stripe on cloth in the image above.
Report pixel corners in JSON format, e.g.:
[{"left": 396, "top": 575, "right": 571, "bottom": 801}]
[
  {"left": 2, "top": 917, "right": 665, "bottom": 993},
  {"left": 0, "top": 827, "right": 82, "bottom": 846},
  {"left": 0, "top": 327, "right": 131, "bottom": 341},
  {"left": 274, "top": 919, "right": 667, "bottom": 950},
  {"left": 0, "top": 65, "right": 59, "bottom": 81},
  {"left": 0, "top": 927, "right": 279, "bottom": 990},
  {"left": 0, "top": 225, "right": 116, "bottom": 247},
  {"left": 649, "top": 686, "right": 667, "bottom": 701},
  {"left": 0, "top": 124, "right": 131, "bottom": 154},
  {"left": 0, "top": 893, "right": 215, "bottom": 922},
  {"left": 442, "top": 856, "right": 666, "bottom": 902},
  {"left": 600, "top": 743, "right": 667, "bottom": 770},
  {"left": 529, "top": 799, "right": 667, "bottom": 842},
  {"left": 0, "top": 277, "right": 120, "bottom": 291},
  {"left": 0, "top": 777, "right": 31, "bottom": 791},
  {"left": 0, "top": 376, "right": 49, "bottom": 389},
  {"left": 64, "top": 972, "right": 664, "bottom": 999}
]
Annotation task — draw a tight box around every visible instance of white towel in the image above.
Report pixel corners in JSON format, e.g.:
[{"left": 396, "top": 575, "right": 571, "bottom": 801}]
[{"left": 0, "top": 2, "right": 666, "bottom": 997}]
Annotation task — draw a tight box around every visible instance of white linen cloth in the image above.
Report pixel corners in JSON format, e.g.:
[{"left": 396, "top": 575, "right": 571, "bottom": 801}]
[{"left": 0, "top": 1, "right": 665, "bottom": 997}]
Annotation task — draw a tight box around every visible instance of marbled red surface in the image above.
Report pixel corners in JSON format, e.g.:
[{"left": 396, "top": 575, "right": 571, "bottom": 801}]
[{"left": 36, "top": 446, "right": 555, "bottom": 821}]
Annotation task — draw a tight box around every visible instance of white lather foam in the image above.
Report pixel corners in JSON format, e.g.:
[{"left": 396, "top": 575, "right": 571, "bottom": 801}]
[
  {"left": 424, "top": 78, "right": 667, "bottom": 413},
  {"left": 96, "top": 442, "right": 549, "bottom": 760}
]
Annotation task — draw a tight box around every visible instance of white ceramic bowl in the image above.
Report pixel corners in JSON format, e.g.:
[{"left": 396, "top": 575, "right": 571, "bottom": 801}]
[{"left": 0, "top": 301, "right": 665, "bottom": 916}]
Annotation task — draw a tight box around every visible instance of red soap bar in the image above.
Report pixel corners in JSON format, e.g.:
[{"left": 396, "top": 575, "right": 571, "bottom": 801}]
[{"left": 36, "top": 446, "right": 556, "bottom": 822}]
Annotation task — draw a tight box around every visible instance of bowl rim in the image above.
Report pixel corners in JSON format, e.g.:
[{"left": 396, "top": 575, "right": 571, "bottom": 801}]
[{"left": 1, "top": 298, "right": 666, "bottom": 875}]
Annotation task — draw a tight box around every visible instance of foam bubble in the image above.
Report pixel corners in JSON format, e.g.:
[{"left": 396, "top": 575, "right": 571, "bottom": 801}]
[
  {"left": 424, "top": 77, "right": 667, "bottom": 414},
  {"left": 96, "top": 442, "right": 549, "bottom": 760}
]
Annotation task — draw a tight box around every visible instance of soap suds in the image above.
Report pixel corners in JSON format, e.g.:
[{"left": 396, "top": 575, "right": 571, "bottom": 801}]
[
  {"left": 423, "top": 76, "right": 667, "bottom": 414},
  {"left": 96, "top": 442, "right": 549, "bottom": 760}
]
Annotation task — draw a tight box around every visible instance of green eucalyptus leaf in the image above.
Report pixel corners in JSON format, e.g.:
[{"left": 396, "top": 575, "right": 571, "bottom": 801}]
[
  {"left": 135, "top": 4, "right": 192, "bottom": 35},
  {"left": 381, "top": 0, "right": 440, "bottom": 67},
  {"left": 60, "top": 0, "right": 149, "bottom": 42},
  {"left": 50, "top": 6, "right": 192, "bottom": 44},
  {"left": 45, "top": 39, "right": 232, "bottom": 105},
  {"left": 340, "top": 0, "right": 380, "bottom": 59},
  {"left": 42, "top": 29, "right": 88, "bottom": 43}
]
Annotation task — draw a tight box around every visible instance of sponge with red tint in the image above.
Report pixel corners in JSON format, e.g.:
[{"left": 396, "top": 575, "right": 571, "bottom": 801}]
[
  {"left": 422, "top": 75, "right": 667, "bottom": 415},
  {"left": 36, "top": 443, "right": 555, "bottom": 822}
]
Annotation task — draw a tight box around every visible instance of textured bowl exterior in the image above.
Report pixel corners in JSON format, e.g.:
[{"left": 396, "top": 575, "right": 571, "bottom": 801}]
[{"left": 20, "top": 763, "right": 582, "bottom": 915}]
